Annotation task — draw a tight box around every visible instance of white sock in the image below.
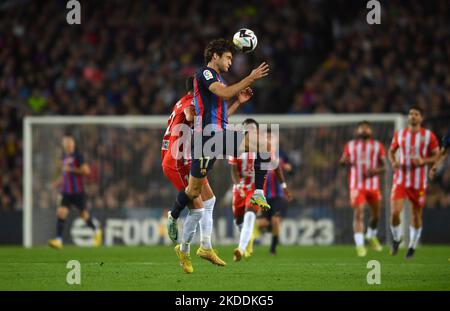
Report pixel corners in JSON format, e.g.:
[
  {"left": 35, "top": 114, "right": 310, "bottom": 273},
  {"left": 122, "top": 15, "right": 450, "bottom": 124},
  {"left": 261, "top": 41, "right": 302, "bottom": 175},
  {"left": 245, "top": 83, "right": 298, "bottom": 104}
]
[
  {"left": 366, "top": 227, "right": 377, "bottom": 239},
  {"left": 390, "top": 225, "right": 402, "bottom": 242},
  {"left": 354, "top": 232, "right": 364, "bottom": 247},
  {"left": 408, "top": 226, "right": 422, "bottom": 249},
  {"left": 254, "top": 189, "right": 264, "bottom": 196},
  {"left": 238, "top": 211, "right": 256, "bottom": 253},
  {"left": 181, "top": 208, "right": 204, "bottom": 253},
  {"left": 200, "top": 196, "right": 215, "bottom": 250},
  {"left": 237, "top": 223, "right": 243, "bottom": 232}
]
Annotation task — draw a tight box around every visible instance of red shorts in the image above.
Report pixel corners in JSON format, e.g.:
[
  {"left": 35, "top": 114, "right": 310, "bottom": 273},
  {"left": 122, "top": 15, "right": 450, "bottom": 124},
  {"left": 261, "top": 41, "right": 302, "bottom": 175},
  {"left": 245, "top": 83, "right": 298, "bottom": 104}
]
[
  {"left": 350, "top": 188, "right": 382, "bottom": 207},
  {"left": 232, "top": 186, "right": 258, "bottom": 218},
  {"left": 162, "top": 165, "right": 207, "bottom": 191},
  {"left": 391, "top": 184, "right": 426, "bottom": 209}
]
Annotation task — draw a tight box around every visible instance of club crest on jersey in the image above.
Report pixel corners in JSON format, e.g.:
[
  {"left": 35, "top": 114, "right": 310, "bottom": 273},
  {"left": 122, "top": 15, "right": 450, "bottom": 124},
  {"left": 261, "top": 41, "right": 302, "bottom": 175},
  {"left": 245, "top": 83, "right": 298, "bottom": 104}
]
[{"left": 203, "top": 70, "right": 213, "bottom": 81}]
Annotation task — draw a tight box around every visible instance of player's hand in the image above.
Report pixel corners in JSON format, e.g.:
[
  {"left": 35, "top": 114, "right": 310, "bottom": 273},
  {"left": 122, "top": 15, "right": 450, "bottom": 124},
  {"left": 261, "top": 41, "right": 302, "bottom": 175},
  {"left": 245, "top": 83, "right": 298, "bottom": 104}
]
[
  {"left": 249, "top": 62, "right": 269, "bottom": 82},
  {"left": 429, "top": 165, "right": 437, "bottom": 180},
  {"left": 340, "top": 157, "right": 351, "bottom": 167},
  {"left": 63, "top": 165, "right": 73, "bottom": 172},
  {"left": 391, "top": 161, "right": 400, "bottom": 169},
  {"left": 283, "top": 163, "right": 293, "bottom": 173},
  {"left": 238, "top": 87, "right": 253, "bottom": 104},
  {"left": 366, "top": 168, "right": 377, "bottom": 178},
  {"left": 412, "top": 157, "right": 424, "bottom": 166},
  {"left": 51, "top": 180, "right": 61, "bottom": 189}
]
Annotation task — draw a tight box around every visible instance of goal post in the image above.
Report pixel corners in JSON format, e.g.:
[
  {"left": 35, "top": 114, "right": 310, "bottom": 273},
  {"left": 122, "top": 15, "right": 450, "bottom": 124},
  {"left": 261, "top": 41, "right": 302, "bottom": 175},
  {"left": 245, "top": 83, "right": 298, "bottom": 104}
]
[{"left": 23, "top": 114, "right": 406, "bottom": 248}]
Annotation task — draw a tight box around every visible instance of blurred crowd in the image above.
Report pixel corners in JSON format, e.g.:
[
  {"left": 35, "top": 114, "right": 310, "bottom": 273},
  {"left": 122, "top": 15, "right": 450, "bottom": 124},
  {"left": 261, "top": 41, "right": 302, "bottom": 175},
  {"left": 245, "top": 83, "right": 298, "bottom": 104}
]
[
  {"left": 290, "top": 1, "right": 449, "bottom": 115},
  {"left": 0, "top": 0, "right": 449, "bottom": 210}
]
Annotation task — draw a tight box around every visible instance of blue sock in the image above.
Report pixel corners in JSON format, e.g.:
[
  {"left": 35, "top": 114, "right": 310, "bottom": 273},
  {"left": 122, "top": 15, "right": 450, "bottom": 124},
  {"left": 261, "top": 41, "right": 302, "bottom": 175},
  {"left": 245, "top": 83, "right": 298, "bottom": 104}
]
[
  {"left": 254, "top": 152, "right": 270, "bottom": 189},
  {"left": 85, "top": 217, "right": 96, "bottom": 231},
  {"left": 56, "top": 218, "right": 65, "bottom": 240},
  {"left": 270, "top": 235, "right": 279, "bottom": 254},
  {"left": 171, "top": 189, "right": 190, "bottom": 219}
]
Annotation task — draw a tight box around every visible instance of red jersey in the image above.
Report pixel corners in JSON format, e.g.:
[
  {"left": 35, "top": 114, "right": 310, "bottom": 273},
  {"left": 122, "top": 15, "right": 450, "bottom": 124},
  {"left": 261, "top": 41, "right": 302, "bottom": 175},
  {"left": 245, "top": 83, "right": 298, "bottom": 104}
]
[
  {"left": 343, "top": 139, "right": 385, "bottom": 191},
  {"left": 228, "top": 152, "right": 256, "bottom": 191},
  {"left": 161, "top": 94, "right": 194, "bottom": 169},
  {"left": 390, "top": 127, "right": 439, "bottom": 190}
]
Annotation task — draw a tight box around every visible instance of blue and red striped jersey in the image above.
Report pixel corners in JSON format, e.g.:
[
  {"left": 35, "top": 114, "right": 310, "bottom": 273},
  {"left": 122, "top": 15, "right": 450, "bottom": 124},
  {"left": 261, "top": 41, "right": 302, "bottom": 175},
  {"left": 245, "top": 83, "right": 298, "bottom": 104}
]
[
  {"left": 61, "top": 151, "right": 85, "bottom": 194},
  {"left": 264, "top": 150, "right": 290, "bottom": 199},
  {"left": 193, "top": 66, "right": 228, "bottom": 131}
]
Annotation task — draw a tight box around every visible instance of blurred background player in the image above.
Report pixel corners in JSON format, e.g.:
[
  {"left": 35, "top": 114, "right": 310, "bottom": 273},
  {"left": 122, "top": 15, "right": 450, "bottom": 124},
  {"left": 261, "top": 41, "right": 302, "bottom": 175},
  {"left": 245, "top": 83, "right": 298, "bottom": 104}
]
[
  {"left": 429, "top": 127, "right": 450, "bottom": 180},
  {"left": 161, "top": 77, "right": 226, "bottom": 273},
  {"left": 256, "top": 128, "right": 293, "bottom": 256},
  {"left": 48, "top": 133, "right": 101, "bottom": 249},
  {"left": 388, "top": 106, "right": 440, "bottom": 259},
  {"left": 229, "top": 118, "right": 259, "bottom": 261},
  {"left": 340, "top": 121, "right": 386, "bottom": 257},
  {"left": 166, "top": 39, "right": 270, "bottom": 256}
]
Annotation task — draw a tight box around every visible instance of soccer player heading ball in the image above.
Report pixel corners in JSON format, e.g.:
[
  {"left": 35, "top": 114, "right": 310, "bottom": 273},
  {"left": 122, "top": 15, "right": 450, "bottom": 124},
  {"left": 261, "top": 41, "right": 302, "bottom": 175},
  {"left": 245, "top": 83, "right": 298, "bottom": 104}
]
[
  {"left": 161, "top": 77, "right": 226, "bottom": 272},
  {"left": 166, "top": 38, "right": 271, "bottom": 273}
]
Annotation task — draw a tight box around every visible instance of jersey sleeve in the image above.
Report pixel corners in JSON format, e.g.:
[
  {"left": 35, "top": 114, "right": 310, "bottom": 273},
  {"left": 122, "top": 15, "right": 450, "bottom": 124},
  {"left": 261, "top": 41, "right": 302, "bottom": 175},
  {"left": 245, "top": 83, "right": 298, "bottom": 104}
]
[
  {"left": 390, "top": 131, "right": 399, "bottom": 150},
  {"left": 228, "top": 156, "right": 238, "bottom": 165},
  {"left": 197, "top": 68, "right": 220, "bottom": 89}
]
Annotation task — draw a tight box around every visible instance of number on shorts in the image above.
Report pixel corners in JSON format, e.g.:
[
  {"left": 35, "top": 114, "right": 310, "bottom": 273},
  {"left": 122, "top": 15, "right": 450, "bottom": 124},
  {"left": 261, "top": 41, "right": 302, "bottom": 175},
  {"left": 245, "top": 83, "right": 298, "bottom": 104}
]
[{"left": 199, "top": 156, "right": 211, "bottom": 169}]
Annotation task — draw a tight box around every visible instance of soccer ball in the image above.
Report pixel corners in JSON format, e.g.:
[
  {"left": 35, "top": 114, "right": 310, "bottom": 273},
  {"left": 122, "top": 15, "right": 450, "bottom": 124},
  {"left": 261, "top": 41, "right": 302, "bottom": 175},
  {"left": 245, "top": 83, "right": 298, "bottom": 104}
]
[{"left": 233, "top": 28, "right": 258, "bottom": 53}]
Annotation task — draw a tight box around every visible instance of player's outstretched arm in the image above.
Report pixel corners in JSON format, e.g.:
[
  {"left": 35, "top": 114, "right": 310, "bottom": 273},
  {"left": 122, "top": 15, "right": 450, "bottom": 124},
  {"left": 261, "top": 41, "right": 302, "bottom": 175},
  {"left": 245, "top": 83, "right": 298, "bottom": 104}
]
[{"left": 209, "top": 62, "right": 269, "bottom": 99}]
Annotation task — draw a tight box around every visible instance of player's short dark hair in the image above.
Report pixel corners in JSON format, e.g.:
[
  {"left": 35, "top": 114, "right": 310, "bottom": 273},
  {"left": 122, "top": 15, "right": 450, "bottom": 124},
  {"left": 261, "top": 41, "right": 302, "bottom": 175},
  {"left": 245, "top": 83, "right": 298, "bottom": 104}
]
[
  {"left": 357, "top": 120, "right": 371, "bottom": 128},
  {"left": 409, "top": 105, "right": 424, "bottom": 115},
  {"left": 204, "top": 39, "right": 236, "bottom": 63},
  {"left": 63, "top": 131, "right": 75, "bottom": 139},
  {"left": 185, "top": 76, "right": 194, "bottom": 93},
  {"left": 242, "top": 118, "right": 259, "bottom": 129}
]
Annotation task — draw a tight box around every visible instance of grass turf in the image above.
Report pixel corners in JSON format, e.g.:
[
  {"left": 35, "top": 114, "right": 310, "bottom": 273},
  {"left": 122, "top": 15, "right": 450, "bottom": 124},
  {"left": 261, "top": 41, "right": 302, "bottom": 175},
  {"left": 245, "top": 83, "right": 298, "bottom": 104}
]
[{"left": 0, "top": 245, "right": 449, "bottom": 290}]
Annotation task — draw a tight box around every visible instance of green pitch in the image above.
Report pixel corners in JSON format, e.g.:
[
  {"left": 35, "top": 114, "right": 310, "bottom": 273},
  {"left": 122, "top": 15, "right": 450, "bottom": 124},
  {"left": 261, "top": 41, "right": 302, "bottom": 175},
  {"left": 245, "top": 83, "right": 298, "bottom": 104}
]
[{"left": 0, "top": 245, "right": 449, "bottom": 290}]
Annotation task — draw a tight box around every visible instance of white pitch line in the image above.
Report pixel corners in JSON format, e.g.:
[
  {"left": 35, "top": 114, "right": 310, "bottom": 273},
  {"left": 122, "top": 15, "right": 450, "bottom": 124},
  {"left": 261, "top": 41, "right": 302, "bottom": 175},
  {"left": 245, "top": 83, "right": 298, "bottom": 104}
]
[{"left": 2, "top": 262, "right": 164, "bottom": 265}]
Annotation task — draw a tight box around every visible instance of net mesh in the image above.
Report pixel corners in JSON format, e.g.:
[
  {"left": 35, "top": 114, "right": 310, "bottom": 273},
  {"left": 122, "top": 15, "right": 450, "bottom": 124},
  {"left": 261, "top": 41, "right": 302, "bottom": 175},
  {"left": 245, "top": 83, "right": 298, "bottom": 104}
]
[{"left": 28, "top": 117, "right": 398, "bottom": 245}]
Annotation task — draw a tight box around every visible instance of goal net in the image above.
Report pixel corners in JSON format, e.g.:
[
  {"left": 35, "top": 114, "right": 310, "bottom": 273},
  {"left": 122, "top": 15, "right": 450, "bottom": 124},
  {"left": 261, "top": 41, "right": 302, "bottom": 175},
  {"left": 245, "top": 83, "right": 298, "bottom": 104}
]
[{"left": 23, "top": 114, "right": 405, "bottom": 247}]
